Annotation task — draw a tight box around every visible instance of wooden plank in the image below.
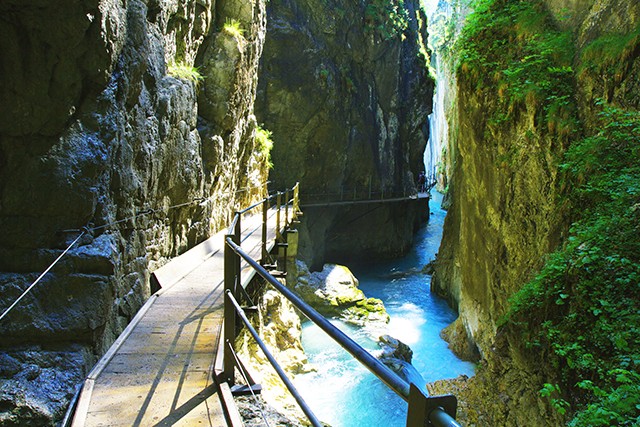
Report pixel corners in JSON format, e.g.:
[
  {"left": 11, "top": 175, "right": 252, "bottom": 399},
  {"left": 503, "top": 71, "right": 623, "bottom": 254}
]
[
  {"left": 151, "top": 234, "right": 223, "bottom": 291},
  {"left": 218, "top": 382, "right": 244, "bottom": 427}
]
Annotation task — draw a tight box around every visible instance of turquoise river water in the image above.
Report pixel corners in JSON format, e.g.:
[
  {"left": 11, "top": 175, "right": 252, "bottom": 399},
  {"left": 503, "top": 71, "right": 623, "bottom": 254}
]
[{"left": 293, "top": 192, "right": 475, "bottom": 426}]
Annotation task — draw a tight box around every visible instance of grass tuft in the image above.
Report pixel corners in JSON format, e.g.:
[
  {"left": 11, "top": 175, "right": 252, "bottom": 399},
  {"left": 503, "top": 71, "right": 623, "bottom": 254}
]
[
  {"left": 223, "top": 18, "right": 245, "bottom": 38},
  {"left": 167, "top": 62, "right": 203, "bottom": 86}
]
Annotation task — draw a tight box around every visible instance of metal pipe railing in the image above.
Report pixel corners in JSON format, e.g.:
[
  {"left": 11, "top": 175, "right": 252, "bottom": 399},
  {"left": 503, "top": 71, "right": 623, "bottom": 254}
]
[
  {"left": 222, "top": 182, "right": 460, "bottom": 427},
  {"left": 226, "top": 291, "right": 323, "bottom": 427},
  {"left": 225, "top": 236, "right": 410, "bottom": 399}
]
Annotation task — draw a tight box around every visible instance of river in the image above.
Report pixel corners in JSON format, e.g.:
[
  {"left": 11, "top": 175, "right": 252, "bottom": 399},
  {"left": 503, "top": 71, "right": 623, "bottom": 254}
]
[{"left": 293, "top": 192, "right": 475, "bottom": 426}]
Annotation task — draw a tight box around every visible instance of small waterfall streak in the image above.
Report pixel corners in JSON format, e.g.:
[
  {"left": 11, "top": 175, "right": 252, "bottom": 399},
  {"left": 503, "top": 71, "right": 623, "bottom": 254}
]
[{"left": 423, "top": 0, "right": 453, "bottom": 187}]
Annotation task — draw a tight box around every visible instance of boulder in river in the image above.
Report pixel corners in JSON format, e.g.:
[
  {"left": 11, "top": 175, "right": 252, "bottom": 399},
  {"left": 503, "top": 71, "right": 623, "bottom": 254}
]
[
  {"left": 289, "top": 261, "right": 390, "bottom": 328},
  {"left": 373, "top": 334, "right": 425, "bottom": 387},
  {"left": 376, "top": 334, "right": 413, "bottom": 364}
]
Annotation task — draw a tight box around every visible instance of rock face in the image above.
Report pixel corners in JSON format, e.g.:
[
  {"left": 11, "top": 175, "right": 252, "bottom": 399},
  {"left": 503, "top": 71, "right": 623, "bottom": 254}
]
[
  {"left": 431, "top": 0, "right": 640, "bottom": 425},
  {"left": 235, "top": 287, "right": 310, "bottom": 422},
  {"left": 0, "top": 0, "right": 269, "bottom": 423},
  {"left": 256, "top": 0, "right": 433, "bottom": 266}
]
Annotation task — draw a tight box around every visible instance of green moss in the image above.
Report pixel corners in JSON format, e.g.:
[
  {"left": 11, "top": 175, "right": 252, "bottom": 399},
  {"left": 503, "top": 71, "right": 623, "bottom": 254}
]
[
  {"left": 578, "top": 25, "right": 640, "bottom": 87},
  {"left": 356, "top": 297, "right": 385, "bottom": 313},
  {"left": 456, "top": 0, "right": 579, "bottom": 139},
  {"left": 167, "top": 62, "right": 203, "bottom": 86},
  {"left": 506, "top": 105, "right": 640, "bottom": 426},
  {"left": 255, "top": 125, "right": 274, "bottom": 167}
]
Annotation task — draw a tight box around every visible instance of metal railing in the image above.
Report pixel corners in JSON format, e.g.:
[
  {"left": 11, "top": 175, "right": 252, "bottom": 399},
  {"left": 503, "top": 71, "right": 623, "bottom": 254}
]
[
  {"left": 300, "top": 177, "right": 437, "bottom": 206},
  {"left": 222, "top": 182, "right": 460, "bottom": 427}
]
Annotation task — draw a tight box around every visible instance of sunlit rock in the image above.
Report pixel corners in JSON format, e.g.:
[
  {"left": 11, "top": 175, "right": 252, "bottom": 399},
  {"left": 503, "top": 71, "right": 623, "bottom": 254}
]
[
  {"left": 290, "top": 261, "right": 390, "bottom": 328},
  {"left": 235, "top": 288, "right": 311, "bottom": 424}
]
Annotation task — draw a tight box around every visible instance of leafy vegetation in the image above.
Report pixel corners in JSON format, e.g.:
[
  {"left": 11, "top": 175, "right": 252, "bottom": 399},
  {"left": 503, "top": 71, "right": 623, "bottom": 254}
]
[
  {"left": 364, "top": 0, "right": 409, "bottom": 40},
  {"left": 456, "top": 0, "right": 578, "bottom": 139},
  {"left": 223, "top": 18, "right": 244, "bottom": 38},
  {"left": 167, "top": 61, "right": 203, "bottom": 86},
  {"left": 506, "top": 105, "right": 640, "bottom": 425},
  {"left": 578, "top": 25, "right": 640, "bottom": 85},
  {"left": 456, "top": 0, "right": 640, "bottom": 424},
  {"left": 255, "top": 125, "right": 274, "bottom": 168}
]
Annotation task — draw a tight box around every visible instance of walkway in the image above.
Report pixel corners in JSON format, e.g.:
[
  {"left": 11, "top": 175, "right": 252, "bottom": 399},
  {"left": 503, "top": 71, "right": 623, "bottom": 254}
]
[
  {"left": 72, "top": 206, "right": 283, "bottom": 426},
  {"left": 300, "top": 190, "right": 431, "bottom": 208}
]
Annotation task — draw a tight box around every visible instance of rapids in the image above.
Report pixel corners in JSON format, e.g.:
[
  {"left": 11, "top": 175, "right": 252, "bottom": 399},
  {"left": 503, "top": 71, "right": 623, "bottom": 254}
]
[{"left": 293, "top": 192, "right": 475, "bottom": 426}]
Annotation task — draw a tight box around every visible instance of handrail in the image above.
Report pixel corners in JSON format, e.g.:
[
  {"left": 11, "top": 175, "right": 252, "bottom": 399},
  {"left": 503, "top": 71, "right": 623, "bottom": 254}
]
[
  {"left": 300, "top": 179, "right": 436, "bottom": 205},
  {"left": 225, "top": 236, "right": 410, "bottom": 398},
  {"left": 222, "top": 181, "right": 460, "bottom": 427},
  {"left": 226, "top": 290, "right": 323, "bottom": 427}
]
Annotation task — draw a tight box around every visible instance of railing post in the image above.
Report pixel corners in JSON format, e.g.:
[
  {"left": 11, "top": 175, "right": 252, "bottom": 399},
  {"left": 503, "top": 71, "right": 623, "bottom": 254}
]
[
  {"left": 234, "top": 212, "right": 242, "bottom": 286},
  {"left": 261, "top": 198, "right": 268, "bottom": 265},
  {"left": 285, "top": 189, "right": 290, "bottom": 226},
  {"left": 276, "top": 192, "right": 282, "bottom": 241},
  {"left": 353, "top": 186, "right": 357, "bottom": 200},
  {"left": 223, "top": 234, "right": 237, "bottom": 385},
  {"left": 368, "top": 177, "right": 372, "bottom": 199},
  {"left": 406, "top": 383, "right": 460, "bottom": 427},
  {"left": 293, "top": 183, "right": 300, "bottom": 218}
]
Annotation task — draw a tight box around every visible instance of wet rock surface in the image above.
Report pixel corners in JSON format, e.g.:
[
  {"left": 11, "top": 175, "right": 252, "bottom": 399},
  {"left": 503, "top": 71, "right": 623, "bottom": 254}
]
[
  {"left": 376, "top": 334, "right": 413, "bottom": 365},
  {"left": 374, "top": 334, "right": 417, "bottom": 380}
]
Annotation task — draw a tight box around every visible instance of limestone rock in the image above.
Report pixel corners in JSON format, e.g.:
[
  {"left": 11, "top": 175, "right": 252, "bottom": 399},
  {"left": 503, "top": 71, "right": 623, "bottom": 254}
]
[
  {"left": 290, "top": 261, "right": 390, "bottom": 327},
  {"left": 0, "top": 0, "right": 269, "bottom": 424},
  {"left": 256, "top": 0, "right": 434, "bottom": 265},
  {"left": 440, "top": 317, "right": 480, "bottom": 362},
  {"left": 235, "top": 288, "right": 310, "bottom": 423}
]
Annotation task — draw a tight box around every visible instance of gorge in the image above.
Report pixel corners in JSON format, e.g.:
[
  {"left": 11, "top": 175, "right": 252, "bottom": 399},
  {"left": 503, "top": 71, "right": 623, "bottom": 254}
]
[{"left": 0, "top": 0, "right": 639, "bottom": 426}]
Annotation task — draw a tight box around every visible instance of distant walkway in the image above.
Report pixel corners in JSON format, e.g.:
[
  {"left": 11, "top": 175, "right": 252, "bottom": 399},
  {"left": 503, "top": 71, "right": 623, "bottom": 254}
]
[
  {"left": 300, "top": 190, "right": 431, "bottom": 208},
  {"left": 72, "top": 207, "right": 282, "bottom": 426}
]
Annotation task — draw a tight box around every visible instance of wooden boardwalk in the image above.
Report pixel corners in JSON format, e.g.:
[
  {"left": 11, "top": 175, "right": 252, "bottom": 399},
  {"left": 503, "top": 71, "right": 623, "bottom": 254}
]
[{"left": 72, "top": 207, "right": 283, "bottom": 426}]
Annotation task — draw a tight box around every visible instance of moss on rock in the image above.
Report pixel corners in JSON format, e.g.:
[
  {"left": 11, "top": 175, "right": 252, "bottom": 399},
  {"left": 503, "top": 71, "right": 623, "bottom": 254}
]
[{"left": 289, "top": 261, "right": 390, "bottom": 327}]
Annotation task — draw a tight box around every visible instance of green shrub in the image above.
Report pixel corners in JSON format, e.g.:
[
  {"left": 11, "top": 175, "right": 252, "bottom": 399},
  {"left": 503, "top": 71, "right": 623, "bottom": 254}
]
[{"left": 255, "top": 125, "right": 274, "bottom": 168}]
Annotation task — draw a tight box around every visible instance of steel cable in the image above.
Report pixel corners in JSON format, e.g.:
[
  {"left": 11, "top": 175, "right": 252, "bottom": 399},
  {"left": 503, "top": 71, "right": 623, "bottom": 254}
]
[
  {"left": 0, "top": 183, "right": 269, "bottom": 323},
  {"left": 0, "top": 231, "right": 86, "bottom": 323}
]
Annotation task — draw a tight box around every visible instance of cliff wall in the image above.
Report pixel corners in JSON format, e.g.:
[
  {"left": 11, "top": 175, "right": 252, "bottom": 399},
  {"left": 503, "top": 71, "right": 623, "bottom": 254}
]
[
  {"left": 432, "top": 0, "right": 640, "bottom": 425},
  {"left": 0, "top": 0, "right": 269, "bottom": 423},
  {"left": 256, "top": 0, "right": 433, "bottom": 266}
]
